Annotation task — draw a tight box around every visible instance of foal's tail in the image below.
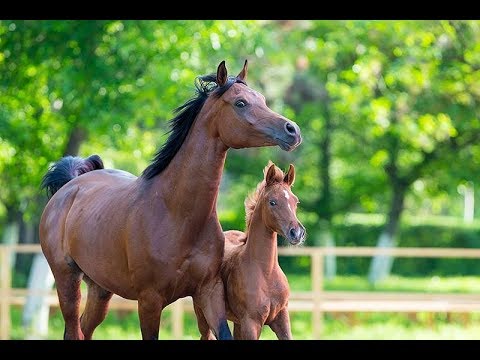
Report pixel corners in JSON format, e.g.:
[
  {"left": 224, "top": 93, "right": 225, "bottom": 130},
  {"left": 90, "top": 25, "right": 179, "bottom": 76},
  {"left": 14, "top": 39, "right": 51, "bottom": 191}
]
[{"left": 41, "top": 154, "right": 104, "bottom": 199}]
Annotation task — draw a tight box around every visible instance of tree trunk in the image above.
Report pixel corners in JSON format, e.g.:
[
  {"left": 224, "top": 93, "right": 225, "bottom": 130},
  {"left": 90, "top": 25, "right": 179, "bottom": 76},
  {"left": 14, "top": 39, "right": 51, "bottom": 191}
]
[
  {"left": 284, "top": 67, "right": 336, "bottom": 277},
  {"left": 368, "top": 185, "right": 406, "bottom": 284},
  {"left": 22, "top": 127, "right": 85, "bottom": 338},
  {"left": 63, "top": 126, "right": 86, "bottom": 156},
  {"left": 314, "top": 221, "right": 336, "bottom": 279},
  {"left": 318, "top": 107, "right": 336, "bottom": 279},
  {"left": 22, "top": 254, "right": 55, "bottom": 339},
  {"left": 2, "top": 222, "right": 19, "bottom": 267},
  {"left": 2, "top": 206, "right": 21, "bottom": 266}
]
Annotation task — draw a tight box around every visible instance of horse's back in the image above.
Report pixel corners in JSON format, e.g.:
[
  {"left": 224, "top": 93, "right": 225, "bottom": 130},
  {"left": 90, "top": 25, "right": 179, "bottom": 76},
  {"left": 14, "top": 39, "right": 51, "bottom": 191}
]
[
  {"left": 74, "top": 168, "right": 137, "bottom": 186},
  {"left": 224, "top": 230, "right": 246, "bottom": 245},
  {"left": 223, "top": 230, "right": 246, "bottom": 260},
  {"left": 41, "top": 168, "right": 138, "bottom": 229}
]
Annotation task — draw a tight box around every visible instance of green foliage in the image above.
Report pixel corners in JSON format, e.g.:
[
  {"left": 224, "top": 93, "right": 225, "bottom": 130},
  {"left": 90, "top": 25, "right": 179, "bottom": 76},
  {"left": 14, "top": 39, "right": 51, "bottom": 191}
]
[{"left": 4, "top": 20, "right": 480, "bottom": 285}]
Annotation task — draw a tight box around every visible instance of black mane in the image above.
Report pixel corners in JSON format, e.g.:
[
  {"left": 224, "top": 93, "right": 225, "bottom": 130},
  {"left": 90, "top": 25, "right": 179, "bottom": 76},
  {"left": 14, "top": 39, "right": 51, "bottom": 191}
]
[{"left": 141, "top": 74, "right": 246, "bottom": 180}]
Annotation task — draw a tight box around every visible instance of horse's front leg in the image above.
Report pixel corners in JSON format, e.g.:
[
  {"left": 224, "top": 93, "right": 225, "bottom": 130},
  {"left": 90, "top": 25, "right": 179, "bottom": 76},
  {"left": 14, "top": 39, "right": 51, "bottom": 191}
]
[
  {"left": 193, "top": 278, "right": 232, "bottom": 340},
  {"left": 137, "top": 290, "right": 164, "bottom": 340},
  {"left": 268, "top": 308, "right": 293, "bottom": 340},
  {"left": 239, "top": 316, "right": 263, "bottom": 340},
  {"left": 193, "top": 301, "right": 217, "bottom": 340}
]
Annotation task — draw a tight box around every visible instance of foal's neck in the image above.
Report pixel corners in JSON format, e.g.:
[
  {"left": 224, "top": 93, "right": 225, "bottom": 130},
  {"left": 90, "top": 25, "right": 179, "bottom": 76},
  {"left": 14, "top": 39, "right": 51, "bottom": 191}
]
[{"left": 244, "top": 208, "right": 279, "bottom": 273}]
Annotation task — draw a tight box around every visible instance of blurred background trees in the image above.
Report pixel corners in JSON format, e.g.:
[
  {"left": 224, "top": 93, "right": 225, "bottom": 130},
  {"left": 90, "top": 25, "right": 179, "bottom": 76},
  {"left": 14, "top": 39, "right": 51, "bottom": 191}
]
[{"left": 2, "top": 20, "right": 480, "bottom": 288}]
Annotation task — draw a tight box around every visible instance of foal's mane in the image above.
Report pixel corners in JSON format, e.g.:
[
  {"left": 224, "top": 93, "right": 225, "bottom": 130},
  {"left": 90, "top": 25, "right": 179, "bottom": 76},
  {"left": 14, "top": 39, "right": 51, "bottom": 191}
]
[
  {"left": 245, "top": 163, "right": 285, "bottom": 231},
  {"left": 142, "top": 73, "right": 246, "bottom": 180}
]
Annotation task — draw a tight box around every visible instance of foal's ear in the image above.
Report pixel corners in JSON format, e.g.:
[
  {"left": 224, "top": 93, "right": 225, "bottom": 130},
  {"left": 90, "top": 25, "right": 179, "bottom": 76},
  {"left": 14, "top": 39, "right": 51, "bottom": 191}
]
[
  {"left": 283, "top": 164, "right": 295, "bottom": 186},
  {"left": 236, "top": 59, "right": 248, "bottom": 82},
  {"left": 216, "top": 60, "right": 228, "bottom": 87},
  {"left": 265, "top": 163, "right": 277, "bottom": 187}
]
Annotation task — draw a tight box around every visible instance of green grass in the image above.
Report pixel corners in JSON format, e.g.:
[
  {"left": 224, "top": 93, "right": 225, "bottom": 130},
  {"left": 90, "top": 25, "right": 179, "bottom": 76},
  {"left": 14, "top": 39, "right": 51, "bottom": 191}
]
[
  {"left": 9, "top": 274, "right": 480, "bottom": 340},
  {"left": 11, "top": 307, "right": 480, "bottom": 340},
  {"left": 286, "top": 274, "right": 480, "bottom": 293}
]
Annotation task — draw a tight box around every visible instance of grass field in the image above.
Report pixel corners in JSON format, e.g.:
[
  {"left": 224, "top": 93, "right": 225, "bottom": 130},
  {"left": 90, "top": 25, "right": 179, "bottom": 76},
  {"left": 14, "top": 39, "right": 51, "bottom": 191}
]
[
  {"left": 9, "top": 274, "right": 480, "bottom": 340},
  {"left": 10, "top": 306, "right": 480, "bottom": 340}
]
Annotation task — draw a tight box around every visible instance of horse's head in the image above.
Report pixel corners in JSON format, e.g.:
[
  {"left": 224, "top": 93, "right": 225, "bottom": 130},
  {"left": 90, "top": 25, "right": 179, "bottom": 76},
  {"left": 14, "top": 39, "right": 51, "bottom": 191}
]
[
  {"left": 260, "top": 161, "right": 306, "bottom": 245},
  {"left": 206, "top": 60, "right": 302, "bottom": 151}
]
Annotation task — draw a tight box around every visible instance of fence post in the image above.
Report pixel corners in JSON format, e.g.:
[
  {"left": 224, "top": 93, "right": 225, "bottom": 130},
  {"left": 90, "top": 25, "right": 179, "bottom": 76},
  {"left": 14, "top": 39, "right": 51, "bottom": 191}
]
[
  {"left": 311, "top": 248, "right": 323, "bottom": 339},
  {"left": 171, "top": 299, "right": 184, "bottom": 339},
  {"left": 0, "top": 246, "right": 12, "bottom": 340}
]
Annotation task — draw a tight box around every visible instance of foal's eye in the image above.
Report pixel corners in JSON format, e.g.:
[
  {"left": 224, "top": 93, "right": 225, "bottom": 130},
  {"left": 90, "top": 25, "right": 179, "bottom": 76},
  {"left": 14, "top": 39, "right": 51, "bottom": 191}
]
[
  {"left": 269, "top": 200, "right": 277, "bottom": 206},
  {"left": 235, "top": 100, "right": 247, "bottom": 108}
]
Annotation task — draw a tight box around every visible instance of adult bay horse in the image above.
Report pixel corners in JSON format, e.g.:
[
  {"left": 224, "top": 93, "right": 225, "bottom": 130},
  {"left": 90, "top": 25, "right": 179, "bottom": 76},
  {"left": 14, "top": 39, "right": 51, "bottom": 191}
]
[
  {"left": 194, "top": 161, "right": 306, "bottom": 340},
  {"left": 39, "top": 60, "right": 302, "bottom": 340}
]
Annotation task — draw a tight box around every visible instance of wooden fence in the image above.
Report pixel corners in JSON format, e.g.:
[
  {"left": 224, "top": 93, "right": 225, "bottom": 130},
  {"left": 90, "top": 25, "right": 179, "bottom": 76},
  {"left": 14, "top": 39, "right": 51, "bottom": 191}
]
[{"left": 2, "top": 244, "right": 480, "bottom": 339}]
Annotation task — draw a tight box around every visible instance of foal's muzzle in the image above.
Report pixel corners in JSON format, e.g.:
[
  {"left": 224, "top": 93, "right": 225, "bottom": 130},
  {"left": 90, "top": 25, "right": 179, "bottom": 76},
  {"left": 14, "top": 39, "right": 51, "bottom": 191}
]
[{"left": 288, "top": 224, "right": 306, "bottom": 245}]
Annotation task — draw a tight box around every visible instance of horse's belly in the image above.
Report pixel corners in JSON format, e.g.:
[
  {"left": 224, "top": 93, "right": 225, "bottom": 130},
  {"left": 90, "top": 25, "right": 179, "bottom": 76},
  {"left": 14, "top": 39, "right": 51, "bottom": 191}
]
[
  {"left": 65, "top": 193, "right": 137, "bottom": 299},
  {"left": 72, "top": 247, "right": 137, "bottom": 299}
]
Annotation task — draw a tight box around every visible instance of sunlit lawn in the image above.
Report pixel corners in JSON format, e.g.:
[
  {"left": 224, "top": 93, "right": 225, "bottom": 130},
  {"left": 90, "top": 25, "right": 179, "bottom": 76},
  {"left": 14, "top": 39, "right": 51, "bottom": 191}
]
[
  {"left": 10, "top": 275, "right": 480, "bottom": 340},
  {"left": 287, "top": 274, "right": 480, "bottom": 293}
]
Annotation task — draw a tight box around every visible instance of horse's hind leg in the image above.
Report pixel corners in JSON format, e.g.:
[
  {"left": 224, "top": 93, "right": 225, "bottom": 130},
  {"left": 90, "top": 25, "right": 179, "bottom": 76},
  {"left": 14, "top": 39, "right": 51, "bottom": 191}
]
[
  {"left": 51, "top": 259, "right": 84, "bottom": 340},
  {"left": 80, "top": 276, "right": 113, "bottom": 340}
]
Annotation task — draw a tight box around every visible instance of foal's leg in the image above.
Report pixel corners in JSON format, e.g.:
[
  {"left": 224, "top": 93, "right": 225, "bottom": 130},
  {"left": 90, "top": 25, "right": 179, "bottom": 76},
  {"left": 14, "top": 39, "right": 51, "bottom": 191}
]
[
  {"left": 268, "top": 308, "right": 293, "bottom": 340},
  {"left": 193, "top": 303, "right": 217, "bottom": 340},
  {"left": 137, "top": 290, "right": 164, "bottom": 340},
  {"left": 51, "top": 259, "right": 84, "bottom": 340},
  {"left": 80, "top": 276, "right": 113, "bottom": 340},
  {"left": 193, "top": 279, "right": 232, "bottom": 340}
]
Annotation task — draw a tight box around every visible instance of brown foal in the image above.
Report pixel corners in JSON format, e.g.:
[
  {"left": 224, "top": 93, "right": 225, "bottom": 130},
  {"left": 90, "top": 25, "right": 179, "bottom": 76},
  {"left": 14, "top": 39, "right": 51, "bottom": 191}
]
[{"left": 194, "top": 161, "right": 306, "bottom": 339}]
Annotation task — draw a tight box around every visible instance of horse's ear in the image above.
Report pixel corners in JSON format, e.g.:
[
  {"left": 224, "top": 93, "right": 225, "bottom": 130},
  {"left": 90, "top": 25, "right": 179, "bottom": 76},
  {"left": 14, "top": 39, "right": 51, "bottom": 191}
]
[
  {"left": 283, "top": 164, "right": 295, "bottom": 186},
  {"left": 216, "top": 60, "right": 228, "bottom": 87},
  {"left": 265, "top": 163, "right": 277, "bottom": 187},
  {"left": 236, "top": 59, "right": 248, "bottom": 82}
]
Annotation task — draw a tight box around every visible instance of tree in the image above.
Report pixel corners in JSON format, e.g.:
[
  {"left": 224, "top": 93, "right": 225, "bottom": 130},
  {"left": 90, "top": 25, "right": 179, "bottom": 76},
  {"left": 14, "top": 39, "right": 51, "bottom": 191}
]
[{"left": 298, "top": 20, "right": 480, "bottom": 283}]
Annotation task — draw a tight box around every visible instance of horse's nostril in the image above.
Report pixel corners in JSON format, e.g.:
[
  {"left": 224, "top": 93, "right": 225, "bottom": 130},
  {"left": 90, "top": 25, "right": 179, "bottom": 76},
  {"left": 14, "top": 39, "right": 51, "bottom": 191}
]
[
  {"left": 285, "top": 122, "right": 296, "bottom": 135},
  {"left": 289, "top": 228, "right": 297, "bottom": 239}
]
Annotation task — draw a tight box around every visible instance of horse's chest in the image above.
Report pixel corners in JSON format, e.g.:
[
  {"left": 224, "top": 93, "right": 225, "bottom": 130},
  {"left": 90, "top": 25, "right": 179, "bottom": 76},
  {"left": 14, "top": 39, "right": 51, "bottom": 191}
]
[
  {"left": 266, "top": 287, "right": 289, "bottom": 318},
  {"left": 251, "top": 278, "right": 289, "bottom": 323}
]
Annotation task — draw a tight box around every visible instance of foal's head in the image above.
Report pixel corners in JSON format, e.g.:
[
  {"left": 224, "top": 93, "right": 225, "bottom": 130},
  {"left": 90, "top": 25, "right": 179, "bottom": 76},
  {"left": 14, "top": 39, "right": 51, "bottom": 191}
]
[
  {"left": 246, "top": 161, "right": 306, "bottom": 245},
  {"left": 206, "top": 60, "right": 302, "bottom": 151}
]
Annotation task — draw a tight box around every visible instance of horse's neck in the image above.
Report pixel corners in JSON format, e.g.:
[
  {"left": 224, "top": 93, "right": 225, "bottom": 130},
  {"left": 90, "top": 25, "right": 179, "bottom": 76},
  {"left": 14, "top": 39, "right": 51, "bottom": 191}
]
[
  {"left": 149, "top": 113, "right": 228, "bottom": 220},
  {"left": 243, "top": 209, "right": 279, "bottom": 273}
]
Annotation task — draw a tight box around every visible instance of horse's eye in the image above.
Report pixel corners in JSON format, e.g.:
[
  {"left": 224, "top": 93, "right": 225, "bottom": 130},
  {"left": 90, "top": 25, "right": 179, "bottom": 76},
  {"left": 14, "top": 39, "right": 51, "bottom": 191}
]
[
  {"left": 235, "top": 100, "right": 247, "bottom": 108},
  {"left": 269, "top": 200, "right": 277, "bottom": 206}
]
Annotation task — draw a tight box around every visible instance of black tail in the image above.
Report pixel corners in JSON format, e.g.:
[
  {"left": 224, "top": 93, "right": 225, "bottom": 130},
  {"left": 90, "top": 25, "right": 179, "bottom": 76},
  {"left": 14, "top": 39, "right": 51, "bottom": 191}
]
[{"left": 41, "top": 154, "right": 104, "bottom": 199}]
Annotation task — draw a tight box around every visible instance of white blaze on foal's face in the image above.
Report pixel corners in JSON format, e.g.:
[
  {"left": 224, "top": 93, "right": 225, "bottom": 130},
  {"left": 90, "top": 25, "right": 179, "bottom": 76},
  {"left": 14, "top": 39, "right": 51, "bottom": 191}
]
[{"left": 284, "top": 189, "right": 291, "bottom": 211}]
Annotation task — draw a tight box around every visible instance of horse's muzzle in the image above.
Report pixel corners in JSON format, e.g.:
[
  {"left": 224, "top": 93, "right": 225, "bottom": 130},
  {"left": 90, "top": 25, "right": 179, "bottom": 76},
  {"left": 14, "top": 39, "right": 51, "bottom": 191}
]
[{"left": 276, "top": 120, "right": 302, "bottom": 151}]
